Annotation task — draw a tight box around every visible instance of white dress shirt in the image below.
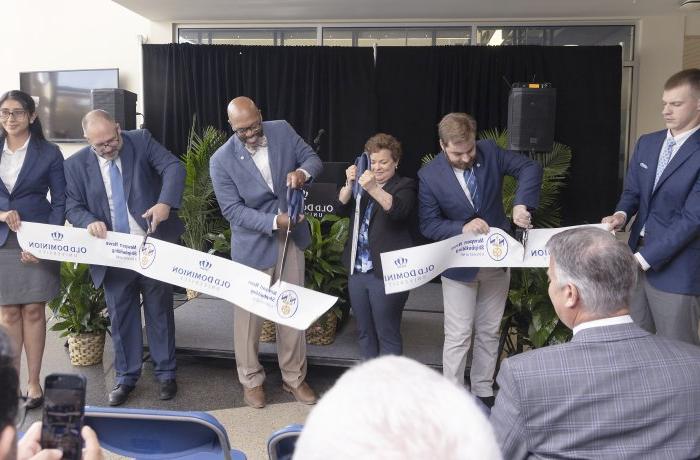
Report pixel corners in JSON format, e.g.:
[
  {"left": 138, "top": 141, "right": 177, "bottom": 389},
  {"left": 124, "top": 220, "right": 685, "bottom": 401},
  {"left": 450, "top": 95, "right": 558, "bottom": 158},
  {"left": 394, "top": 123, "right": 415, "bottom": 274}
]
[
  {"left": 452, "top": 165, "right": 475, "bottom": 206},
  {"left": 0, "top": 136, "right": 31, "bottom": 193},
  {"left": 572, "top": 314, "right": 634, "bottom": 336},
  {"left": 94, "top": 152, "right": 145, "bottom": 236}
]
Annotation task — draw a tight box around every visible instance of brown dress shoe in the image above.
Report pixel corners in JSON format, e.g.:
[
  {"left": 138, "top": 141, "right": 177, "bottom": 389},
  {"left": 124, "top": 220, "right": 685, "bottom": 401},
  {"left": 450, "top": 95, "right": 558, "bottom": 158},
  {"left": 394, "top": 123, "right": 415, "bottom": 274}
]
[
  {"left": 243, "top": 385, "right": 266, "bottom": 409},
  {"left": 282, "top": 381, "right": 317, "bottom": 405}
]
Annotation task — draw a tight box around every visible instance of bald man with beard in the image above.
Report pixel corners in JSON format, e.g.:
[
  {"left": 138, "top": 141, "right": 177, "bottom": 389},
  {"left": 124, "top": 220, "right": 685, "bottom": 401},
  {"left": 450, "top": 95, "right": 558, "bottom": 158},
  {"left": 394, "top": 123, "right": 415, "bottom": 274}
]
[{"left": 210, "top": 97, "right": 322, "bottom": 408}]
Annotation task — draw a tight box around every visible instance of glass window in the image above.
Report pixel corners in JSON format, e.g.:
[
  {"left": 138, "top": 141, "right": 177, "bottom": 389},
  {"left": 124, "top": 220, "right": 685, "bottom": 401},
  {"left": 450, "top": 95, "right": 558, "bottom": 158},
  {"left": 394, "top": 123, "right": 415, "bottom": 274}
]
[
  {"left": 280, "top": 29, "right": 317, "bottom": 46},
  {"left": 178, "top": 28, "right": 316, "bottom": 46},
  {"left": 435, "top": 29, "right": 471, "bottom": 46},
  {"left": 322, "top": 29, "right": 353, "bottom": 47}
]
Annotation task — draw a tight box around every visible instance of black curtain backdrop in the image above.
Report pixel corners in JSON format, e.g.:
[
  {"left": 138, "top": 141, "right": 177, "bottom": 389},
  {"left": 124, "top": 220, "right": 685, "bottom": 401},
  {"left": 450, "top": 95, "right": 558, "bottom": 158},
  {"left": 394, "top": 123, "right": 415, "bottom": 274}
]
[
  {"left": 375, "top": 45, "right": 622, "bottom": 225},
  {"left": 142, "top": 44, "right": 621, "bottom": 225},
  {"left": 142, "top": 43, "right": 376, "bottom": 161}
]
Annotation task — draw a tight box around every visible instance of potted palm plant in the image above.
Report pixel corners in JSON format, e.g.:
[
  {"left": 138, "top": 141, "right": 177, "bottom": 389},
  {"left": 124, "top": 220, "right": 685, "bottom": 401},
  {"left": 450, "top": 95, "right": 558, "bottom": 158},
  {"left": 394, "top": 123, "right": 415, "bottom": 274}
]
[
  {"left": 179, "top": 122, "right": 228, "bottom": 299},
  {"left": 48, "top": 262, "right": 110, "bottom": 366}
]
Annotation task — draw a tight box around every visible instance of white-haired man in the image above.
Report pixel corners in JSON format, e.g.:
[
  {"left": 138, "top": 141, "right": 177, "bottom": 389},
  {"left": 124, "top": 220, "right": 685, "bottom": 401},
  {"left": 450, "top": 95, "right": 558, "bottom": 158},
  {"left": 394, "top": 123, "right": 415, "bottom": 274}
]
[
  {"left": 490, "top": 227, "right": 700, "bottom": 459},
  {"left": 293, "top": 355, "right": 501, "bottom": 460}
]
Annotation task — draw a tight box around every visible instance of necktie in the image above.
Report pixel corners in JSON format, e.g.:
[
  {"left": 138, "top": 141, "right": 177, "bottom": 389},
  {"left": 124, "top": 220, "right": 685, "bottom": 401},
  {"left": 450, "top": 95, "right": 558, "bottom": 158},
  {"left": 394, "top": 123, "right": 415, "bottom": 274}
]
[
  {"left": 464, "top": 167, "right": 480, "bottom": 211},
  {"left": 354, "top": 201, "right": 374, "bottom": 273},
  {"left": 109, "top": 160, "right": 130, "bottom": 233},
  {"left": 653, "top": 137, "right": 676, "bottom": 190}
]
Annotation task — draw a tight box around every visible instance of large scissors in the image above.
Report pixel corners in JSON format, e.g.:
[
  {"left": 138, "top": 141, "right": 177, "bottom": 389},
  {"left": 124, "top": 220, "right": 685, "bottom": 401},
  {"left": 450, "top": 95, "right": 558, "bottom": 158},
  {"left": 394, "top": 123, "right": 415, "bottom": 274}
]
[
  {"left": 141, "top": 216, "right": 153, "bottom": 251},
  {"left": 270, "top": 186, "right": 304, "bottom": 287}
]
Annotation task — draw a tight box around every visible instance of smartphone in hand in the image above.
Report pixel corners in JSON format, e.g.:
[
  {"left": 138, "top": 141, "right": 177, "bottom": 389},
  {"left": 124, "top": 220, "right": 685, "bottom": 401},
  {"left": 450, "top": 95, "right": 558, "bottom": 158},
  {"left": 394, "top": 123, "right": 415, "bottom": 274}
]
[{"left": 40, "top": 373, "right": 87, "bottom": 460}]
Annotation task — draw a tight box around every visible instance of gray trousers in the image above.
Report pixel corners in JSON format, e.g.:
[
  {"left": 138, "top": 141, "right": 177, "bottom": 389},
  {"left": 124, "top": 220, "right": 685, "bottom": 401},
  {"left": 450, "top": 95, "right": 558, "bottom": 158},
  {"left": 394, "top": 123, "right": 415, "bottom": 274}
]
[
  {"left": 441, "top": 268, "right": 510, "bottom": 397},
  {"left": 630, "top": 271, "right": 700, "bottom": 346},
  {"left": 233, "top": 232, "right": 308, "bottom": 389}
]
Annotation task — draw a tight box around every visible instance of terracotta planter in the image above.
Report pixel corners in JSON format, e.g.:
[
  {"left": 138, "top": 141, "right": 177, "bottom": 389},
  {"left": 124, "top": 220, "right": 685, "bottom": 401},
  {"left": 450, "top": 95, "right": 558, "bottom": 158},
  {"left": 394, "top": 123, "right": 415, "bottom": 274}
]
[{"left": 67, "top": 331, "right": 106, "bottom": 366}]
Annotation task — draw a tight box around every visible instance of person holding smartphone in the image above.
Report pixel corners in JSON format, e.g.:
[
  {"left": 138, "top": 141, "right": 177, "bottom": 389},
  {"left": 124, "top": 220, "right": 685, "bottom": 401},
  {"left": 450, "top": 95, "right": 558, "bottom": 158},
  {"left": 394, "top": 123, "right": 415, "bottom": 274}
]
[
  {"left": 0, "top": 328, "right": 103, "bottom": 460},
  {"left": 0, "top": 90, "right": 66, "bottom": 410}
]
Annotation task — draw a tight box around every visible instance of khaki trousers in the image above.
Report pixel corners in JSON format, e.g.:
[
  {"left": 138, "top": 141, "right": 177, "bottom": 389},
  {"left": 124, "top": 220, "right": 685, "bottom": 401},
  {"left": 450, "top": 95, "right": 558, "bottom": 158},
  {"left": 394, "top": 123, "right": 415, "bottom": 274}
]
[{"left": 234, "top": 231, "right": 308, "bottom": 389}]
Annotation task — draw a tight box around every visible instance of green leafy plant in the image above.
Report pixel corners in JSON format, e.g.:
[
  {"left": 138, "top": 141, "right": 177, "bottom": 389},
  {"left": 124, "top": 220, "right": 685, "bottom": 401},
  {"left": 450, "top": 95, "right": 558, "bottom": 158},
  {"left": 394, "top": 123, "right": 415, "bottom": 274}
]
[
  {"left": 478, "top": 128, "right": 573, "bottom": 351},
  {"left": 304, "top": 214, "right": 350, "bottom": 327},
  {"left": 48, "top": 263, "right": 109, "bottom": 337},
  {"left": 179, "top": 122, "right": 228, "bottom": 253}
]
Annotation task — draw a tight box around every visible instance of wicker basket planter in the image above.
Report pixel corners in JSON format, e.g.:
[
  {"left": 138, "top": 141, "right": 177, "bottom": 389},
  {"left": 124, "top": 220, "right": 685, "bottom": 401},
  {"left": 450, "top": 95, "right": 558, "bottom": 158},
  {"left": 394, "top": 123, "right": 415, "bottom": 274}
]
[
  {"left": 306, "top": 312, "right": 338, "bottom": 346},
  {"left": 259, "top": 319, "right": 277, "bottom": 342},
  {"left": 67, "top": 331, "right": 106, "bottom": 366},
  {"left": 186, "top": 289, "right": 200, "bottom": 300}
]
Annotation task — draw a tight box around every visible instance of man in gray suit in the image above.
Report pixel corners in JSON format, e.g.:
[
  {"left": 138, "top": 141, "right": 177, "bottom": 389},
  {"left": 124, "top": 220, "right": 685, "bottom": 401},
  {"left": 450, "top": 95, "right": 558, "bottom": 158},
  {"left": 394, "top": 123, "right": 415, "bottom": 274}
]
[
  {"left": 210, "top": 97, "right": 322, "bottom": 409},
  {"left": 490, "top": 227, "right": 700, "bottom": 459}
]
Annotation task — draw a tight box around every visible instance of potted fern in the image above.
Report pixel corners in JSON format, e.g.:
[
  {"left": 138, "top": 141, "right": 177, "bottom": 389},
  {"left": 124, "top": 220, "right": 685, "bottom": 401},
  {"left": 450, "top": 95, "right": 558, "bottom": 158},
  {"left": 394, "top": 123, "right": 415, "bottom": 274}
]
[
  {"left": 179, "top": 122, "right": 228, "bottom": 299},
  {"left": 48, "top": 262, "right": 109, "bottom": 366}
]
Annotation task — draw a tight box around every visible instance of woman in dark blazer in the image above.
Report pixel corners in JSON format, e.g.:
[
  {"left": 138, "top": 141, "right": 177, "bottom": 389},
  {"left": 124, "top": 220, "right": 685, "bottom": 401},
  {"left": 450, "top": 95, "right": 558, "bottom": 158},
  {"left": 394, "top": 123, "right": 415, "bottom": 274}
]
[
  {"left": 0, "top": 90, "right": 66, "bottom": 408},
  {"left": 337, "top": 133, "right": 416, "bottom": 359}
]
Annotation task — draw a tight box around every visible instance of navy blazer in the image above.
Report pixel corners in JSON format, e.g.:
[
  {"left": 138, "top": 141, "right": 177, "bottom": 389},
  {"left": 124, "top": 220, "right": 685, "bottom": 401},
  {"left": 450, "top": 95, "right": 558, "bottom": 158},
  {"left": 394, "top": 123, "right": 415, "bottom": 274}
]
[
  {"left": 0, "top": 136, "right": 65, "bottom": 246},
  {"left": 616, "top": 128, "right": 700, "bottom": 295},
  {"left": 418, "top": 140, "right": 542, "bottom": 282},
  {"left": 64, "top": 129, "right": 185, "bottom": 287},
  {"left": 336, "top": 174, "right": 417, "bottom": 279},
  {"left": 210, "top": 120, "right": 322, "bottom": 271}
]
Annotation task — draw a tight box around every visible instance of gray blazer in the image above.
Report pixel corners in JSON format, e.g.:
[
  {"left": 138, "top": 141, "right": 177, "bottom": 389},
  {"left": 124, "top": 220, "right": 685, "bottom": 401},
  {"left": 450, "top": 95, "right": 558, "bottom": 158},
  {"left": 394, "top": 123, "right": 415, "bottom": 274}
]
[
  {"left": 210, "top": 120, "right": 322, "bottom": 270},
  {"left": 490, "top": 322, "right": 700, "bottom": 460}
]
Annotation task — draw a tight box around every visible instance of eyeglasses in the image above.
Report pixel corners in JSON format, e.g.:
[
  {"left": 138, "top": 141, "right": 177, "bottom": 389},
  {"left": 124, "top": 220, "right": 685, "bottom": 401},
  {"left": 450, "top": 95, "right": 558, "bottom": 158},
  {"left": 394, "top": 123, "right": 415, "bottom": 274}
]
[
  {"left": 0, "top": 109, "right": 28, "bottom": 120},
  {"left": 15, "top": 395, "right": 28, "bottom": 429},
  {"left": 232, "top": 119, "right": 262, "bottom": 138},
  {"left": 90, "top": 131, "right": 121, "bottom": 153}
]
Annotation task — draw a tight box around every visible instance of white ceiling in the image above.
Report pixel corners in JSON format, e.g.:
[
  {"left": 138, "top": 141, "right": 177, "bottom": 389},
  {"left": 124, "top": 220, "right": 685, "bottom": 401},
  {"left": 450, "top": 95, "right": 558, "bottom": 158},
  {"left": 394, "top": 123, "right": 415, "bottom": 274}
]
[{"left": 113, "top": 0, "right": 689, "bottom": 23}]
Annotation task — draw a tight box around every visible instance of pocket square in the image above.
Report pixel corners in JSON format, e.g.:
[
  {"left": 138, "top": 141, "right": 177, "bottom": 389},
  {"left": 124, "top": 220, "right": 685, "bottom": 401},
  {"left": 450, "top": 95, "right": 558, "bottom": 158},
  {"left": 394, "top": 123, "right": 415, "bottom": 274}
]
[{"left": 640, "top": 162, "right": 648, "bottom": 169}]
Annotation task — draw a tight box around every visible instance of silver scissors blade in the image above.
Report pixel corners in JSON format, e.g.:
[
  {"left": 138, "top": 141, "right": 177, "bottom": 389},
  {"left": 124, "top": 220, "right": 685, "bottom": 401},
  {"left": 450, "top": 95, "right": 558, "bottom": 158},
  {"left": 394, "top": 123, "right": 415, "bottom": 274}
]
[
  {"left": 270, "top": 225, "right": 292, "bottom": 287},
  {"left": 521, "top": 228, "right": 529, "bottom": 261},
  {"left": 141, "top": 217, "right": 153, "bottom": 250}
]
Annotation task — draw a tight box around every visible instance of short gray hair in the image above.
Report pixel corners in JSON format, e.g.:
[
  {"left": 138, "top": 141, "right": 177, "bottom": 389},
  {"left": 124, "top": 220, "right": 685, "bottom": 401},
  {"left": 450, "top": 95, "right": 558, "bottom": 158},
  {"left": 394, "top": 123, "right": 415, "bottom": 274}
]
[
  {"left": 546, "top": 227, "right": 637, "bottom": 316},
  {"left": 293, "top": 356, "right": 501, "bottom": 460},
  {"left": 81, "top": 109, "right": 115, "bottom": 133}
]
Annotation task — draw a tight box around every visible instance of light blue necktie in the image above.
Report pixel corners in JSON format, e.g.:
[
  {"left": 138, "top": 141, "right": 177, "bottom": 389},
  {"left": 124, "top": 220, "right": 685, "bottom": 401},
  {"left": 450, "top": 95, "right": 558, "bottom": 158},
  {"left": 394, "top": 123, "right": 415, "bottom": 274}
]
[
  {"left": 464, "top": 167, "right": 480, "bottom": 211},
  {"left": 109, "top": 160, "right": 130, "bottom": 233},
  {"left": 653, "top": 137, "right": 676, "bottom": 190}
]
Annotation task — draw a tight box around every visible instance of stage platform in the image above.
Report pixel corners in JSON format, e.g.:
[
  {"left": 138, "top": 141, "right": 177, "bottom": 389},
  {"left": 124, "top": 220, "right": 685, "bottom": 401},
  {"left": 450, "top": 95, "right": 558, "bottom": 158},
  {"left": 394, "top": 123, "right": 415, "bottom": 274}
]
[{"left": 173, "top": 283, "right": 445, "bottom": 369}]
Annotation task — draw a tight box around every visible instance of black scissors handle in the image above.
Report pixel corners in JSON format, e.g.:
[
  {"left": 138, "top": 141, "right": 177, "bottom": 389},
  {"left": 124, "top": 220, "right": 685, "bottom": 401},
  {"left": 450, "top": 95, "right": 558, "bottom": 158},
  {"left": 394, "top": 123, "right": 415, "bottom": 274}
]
[{"left": 141, "top": 216, "right": 153, "bottom": 249}]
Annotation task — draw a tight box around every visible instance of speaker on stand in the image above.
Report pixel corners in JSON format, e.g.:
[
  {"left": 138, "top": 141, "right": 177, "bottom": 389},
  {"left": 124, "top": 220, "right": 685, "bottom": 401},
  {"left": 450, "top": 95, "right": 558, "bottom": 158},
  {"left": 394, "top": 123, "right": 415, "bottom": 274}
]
[
  {"left": 90, "top": 89, "right": 137, "bottom": 130},
  {"left": 507, "top": 83, "right": 556, "bottom": 153}
]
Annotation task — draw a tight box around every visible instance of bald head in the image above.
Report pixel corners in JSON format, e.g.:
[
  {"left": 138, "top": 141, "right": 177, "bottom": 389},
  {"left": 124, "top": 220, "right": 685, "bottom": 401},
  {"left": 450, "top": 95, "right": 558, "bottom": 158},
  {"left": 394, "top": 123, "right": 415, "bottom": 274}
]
[
  {"left": 82, "top": 109, "right": 116, "bottom": 133},
  {"left": 227, "top": 97, "right": 263, "bottom": 146},
  {"left": 82, "top": 109, "right": 122, "bottom": 159}
]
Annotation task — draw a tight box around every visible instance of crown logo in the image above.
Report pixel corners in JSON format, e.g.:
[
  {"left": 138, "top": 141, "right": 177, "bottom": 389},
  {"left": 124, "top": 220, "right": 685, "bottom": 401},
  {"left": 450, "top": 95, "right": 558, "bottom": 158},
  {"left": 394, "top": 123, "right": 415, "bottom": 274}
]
[
  {"left": 51, "top": 231, "right": 63, "bottom": 241},
  {"left": 394, "top": 257, "right": 408, "bottom": 268},
  {"left": 199, "top": 260, "right": 212, "bottom": 271}
]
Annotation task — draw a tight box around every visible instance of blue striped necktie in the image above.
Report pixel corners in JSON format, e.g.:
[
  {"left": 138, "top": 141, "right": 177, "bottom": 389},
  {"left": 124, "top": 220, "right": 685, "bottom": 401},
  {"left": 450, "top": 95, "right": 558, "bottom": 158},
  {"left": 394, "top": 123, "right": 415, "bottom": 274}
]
[
  {"left": 464, "top": 167, "right": 480, "bottom": 211},
  {"left": 109, "top": 160, "right": 130, "bottom": 233}
]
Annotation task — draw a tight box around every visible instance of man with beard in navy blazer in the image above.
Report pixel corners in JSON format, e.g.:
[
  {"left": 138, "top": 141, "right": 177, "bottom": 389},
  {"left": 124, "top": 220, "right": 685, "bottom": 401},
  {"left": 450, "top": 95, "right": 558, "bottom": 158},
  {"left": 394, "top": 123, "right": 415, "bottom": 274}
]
[
  {"left": 419, "top": 112, "right": 542, "bottom": 408},
  {"left": 603, "top": 69, "right": 700, "bottom": 345},
  {"left": 65, "top": 110, "right": 185, "bottom": 406},
  {"left": 210, "top": 97, "right": 322, "bottom": 409}
]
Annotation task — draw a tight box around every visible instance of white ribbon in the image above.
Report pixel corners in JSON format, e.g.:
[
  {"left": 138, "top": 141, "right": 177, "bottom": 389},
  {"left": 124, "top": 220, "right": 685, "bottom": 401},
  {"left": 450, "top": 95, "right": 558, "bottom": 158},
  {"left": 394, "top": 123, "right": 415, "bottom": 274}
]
[
  {"left": 17, "top": 222, "right": 337, "bottom": 330},
  {"left": 380, "top": 224, "right": 608, "bottom": 294}
]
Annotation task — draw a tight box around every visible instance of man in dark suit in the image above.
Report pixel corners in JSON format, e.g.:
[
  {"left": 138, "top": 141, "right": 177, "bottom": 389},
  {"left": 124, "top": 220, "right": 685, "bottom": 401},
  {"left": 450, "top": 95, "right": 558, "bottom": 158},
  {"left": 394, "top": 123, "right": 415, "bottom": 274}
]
[
  {"left": 491, "top": 227, "right": 700, "bottom": 459},
  {"left": 602, "top": 68, "right": 700, "bottom": 345},
  {"left": 418, "top": 112, "right": 542, "bottom": 407},
  {"left": 65, "top": 110, "right": 185, "bottom": 406},
  {"left": 210, "top": 97, "right": 322, "bottom": 409}
]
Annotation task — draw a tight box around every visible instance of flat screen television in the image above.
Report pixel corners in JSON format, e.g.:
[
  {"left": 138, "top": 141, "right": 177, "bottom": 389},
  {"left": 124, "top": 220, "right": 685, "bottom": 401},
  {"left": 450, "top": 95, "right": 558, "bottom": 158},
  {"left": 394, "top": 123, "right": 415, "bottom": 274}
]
[{"left": 19, "top": 68, "right": 119, "bottom": 142}]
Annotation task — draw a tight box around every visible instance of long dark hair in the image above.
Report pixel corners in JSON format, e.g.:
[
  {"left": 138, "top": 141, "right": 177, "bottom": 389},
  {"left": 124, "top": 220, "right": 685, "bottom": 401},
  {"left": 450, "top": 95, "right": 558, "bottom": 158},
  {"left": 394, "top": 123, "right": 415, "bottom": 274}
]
[{"left": 0, "top": 90, "right": 46, "bottom": 141}]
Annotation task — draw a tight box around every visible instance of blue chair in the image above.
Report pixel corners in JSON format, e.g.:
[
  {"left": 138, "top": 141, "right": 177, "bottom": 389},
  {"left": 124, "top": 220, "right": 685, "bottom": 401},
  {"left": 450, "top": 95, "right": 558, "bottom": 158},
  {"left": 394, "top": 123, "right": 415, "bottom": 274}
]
[
  {"left": 84, "top": 406, "right": 246, "bottom": 459},
  {"left": 267, "top": 424, "right": 303, "bottom": 460}
]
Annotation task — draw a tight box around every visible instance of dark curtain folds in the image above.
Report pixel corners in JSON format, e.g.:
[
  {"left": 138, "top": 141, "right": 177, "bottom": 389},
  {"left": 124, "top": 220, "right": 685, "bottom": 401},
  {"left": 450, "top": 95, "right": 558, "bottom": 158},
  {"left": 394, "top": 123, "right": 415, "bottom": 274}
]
[
  {"left": 375, "top": 45, "right": 622, "bottom": 225},
  {"left": 142, "top": 44, "right": 376, "bottom": 161},
  {"left": 143, "top": 44, "right": 621, "bottom": 225}
]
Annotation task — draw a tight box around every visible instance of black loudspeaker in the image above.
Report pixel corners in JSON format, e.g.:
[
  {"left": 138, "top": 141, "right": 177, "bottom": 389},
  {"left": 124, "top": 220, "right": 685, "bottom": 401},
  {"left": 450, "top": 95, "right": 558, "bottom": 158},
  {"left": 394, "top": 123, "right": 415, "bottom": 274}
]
[
  {"left": 90, "top": 89, "right": 137, "bottom": 130},
  {"left": 507, "top": 85, "right": 556, "bottom": 152}
]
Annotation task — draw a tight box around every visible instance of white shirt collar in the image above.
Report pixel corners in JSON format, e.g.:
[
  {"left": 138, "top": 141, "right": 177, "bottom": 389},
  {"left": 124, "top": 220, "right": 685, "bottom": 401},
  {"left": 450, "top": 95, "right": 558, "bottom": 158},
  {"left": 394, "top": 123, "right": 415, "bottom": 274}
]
[
  {"left": 667, "top": 124, "right": 700, "bottom": 146},
  {"left": 2, "top": 135, "right": 31, "bottom": 154},
  {"left": 572, "top": 314, "right": 633, "bottom": 336}
]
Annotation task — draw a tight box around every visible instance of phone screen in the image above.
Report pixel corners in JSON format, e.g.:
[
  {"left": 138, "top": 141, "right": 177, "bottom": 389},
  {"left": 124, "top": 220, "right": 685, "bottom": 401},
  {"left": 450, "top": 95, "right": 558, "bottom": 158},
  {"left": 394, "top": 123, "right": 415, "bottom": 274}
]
[{"left": 41, "top": 374, "right": 86, "bottom": 460}]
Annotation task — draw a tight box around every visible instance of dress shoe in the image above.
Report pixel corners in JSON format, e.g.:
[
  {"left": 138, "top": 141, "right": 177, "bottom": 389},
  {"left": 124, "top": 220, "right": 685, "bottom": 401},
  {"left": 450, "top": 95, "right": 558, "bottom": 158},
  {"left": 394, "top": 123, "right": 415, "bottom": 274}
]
[
  {"left": 282, "top": 381, "right": 317, "bottom": 405},
  {"left": 108, "top": 384, "right": 135, "bottom": 406},
  {"left": 243, "top": 385, "right": 266, "bottom": 409},
  {"left": 25, "top": 392, "right": 44, "bottom": 410},
  {"left": 477, "top": 395, "right": 495, "bottom": 409},
  {"left": 159, "top": 379, "right": 178, "bottom": 400}
]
